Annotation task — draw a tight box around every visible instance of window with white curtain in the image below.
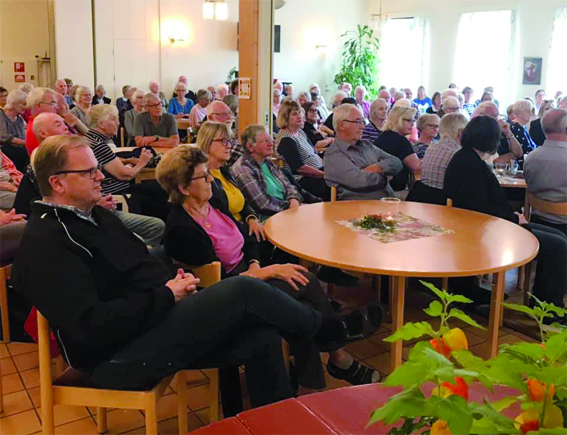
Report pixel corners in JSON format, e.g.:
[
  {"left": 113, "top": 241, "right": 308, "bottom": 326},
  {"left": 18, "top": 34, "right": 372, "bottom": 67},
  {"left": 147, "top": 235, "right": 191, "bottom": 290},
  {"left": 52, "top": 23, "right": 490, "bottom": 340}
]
[
  {"left": 453, "top": 10, "right": 517, "bottom": 110},
  {"left": 546, "top": 7, "right": 567, "bottom": 96},
  {"left": 378, "top": 17, "right": 430, "bottom": 93}
]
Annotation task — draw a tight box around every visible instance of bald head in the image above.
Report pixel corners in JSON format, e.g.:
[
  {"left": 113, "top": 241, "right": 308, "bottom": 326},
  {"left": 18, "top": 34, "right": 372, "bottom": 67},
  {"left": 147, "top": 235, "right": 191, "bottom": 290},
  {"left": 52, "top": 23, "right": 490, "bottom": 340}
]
[
  {"left": 33, "top": 113, "right": 71, "bottom": 143},
  {"left": 541, "top": 108, "right": 567, "bottom": 139},
  {"left": 206, "top": 101, "right": 233, "bottom": 125},
  {"left": 473, "top": 102, "right": 499, "bottom": 119},
  {"left": 55, "top": 79, "right": 68, "bottom": 96}
]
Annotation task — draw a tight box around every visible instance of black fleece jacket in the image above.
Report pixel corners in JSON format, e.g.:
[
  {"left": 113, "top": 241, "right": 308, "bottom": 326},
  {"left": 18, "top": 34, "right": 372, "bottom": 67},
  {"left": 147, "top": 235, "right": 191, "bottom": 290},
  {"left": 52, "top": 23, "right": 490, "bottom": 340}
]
[{"left": 12, "top": 202, "right": 175, "bottom": 371}]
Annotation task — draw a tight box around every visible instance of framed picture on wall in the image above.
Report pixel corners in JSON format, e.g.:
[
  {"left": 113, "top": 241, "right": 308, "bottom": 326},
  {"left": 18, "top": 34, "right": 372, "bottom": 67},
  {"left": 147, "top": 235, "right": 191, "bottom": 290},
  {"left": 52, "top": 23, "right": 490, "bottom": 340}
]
[{"left": 523, "top": 57, "right": 542, "bottom": 85}]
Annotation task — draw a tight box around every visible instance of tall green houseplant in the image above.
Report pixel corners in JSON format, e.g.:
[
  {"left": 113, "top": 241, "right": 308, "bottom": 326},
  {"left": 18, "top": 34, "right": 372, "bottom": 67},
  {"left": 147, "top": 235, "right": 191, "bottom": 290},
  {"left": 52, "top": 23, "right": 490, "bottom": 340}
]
[{"left": 334, "top": 25, "right": 380, "bottom": 99}]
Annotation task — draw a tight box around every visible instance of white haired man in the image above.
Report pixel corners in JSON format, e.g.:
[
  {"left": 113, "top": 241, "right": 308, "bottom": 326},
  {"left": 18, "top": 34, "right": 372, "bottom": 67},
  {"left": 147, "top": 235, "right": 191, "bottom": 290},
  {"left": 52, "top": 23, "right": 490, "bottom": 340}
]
[
  {"left": 92, "top": 84, "right": 111, "bottom": 105},
  {"left": 324, "top": 104, "right": 402, "bottom": 200},
  {"left": 134, "top": 93, "right": 179, "bottom": 148},
  {"left": 149, "top": 79, "right": 168, "bottom": 110},
  {"left": 217, "top": 83, "right": 229, "bottom": 101},
  {"left": 25, "top": 87, "right": 58, "bottom": 155},
  {"left": 524, "top": 108, "right": 567, "bottom": 235}
]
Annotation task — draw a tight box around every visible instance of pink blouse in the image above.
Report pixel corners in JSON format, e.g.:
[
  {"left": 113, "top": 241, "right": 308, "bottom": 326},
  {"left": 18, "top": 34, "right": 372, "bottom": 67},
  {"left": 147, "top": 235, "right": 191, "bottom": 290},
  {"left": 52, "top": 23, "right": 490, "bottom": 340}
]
[{"left": 193, "top": 206, "right": 244, "bottom": 273}]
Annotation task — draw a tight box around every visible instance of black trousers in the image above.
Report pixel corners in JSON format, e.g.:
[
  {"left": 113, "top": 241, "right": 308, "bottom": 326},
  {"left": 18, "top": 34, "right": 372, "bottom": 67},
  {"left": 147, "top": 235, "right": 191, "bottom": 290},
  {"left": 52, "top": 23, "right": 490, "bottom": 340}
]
[
  {"left": 299, "top": 177, "right": 331, "bottom": 201},
  {"left": 89, "top": 276, "right": 322, "bottom": 409},
  {"left": 530, "top": 215, "right": 567, "bottom": 237}
]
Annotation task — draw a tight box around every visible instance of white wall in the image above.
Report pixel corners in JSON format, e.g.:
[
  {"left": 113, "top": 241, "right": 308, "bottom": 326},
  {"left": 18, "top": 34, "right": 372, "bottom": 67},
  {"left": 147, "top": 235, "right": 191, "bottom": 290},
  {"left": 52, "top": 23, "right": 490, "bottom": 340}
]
[
  {"left": 369, "top": 0, "right": 565, "bottom": 103},
  {"left": 54, "top": 0, "right": 95, "bottom": 89},
  {"left": 274, "top": 0, "right": 369, "bottom": 104},
  {"left": 0, "top": 0, "right": 49, "bottom": 91}
]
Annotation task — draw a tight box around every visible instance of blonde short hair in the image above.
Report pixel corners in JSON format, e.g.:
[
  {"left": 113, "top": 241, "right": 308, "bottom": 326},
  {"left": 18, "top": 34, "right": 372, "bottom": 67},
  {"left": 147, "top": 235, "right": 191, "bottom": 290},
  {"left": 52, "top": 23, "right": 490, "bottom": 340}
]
[
  {"left": 416, "top": 113, "right": 440, "bottom": 132},
  {"left": 34, "top": 135, "right": 90, "bottom": 196},
  {"left": 241, "top": 124, "right": 267, "bottom": 153},
  {"left": 156, "top": 145, "right": 209, "bottom": 204},
  {"left": 439, "top": 113, "right": 468, "bottom": 141},
  {"left": 383, "top": 106, "right": 417, "bottom": 133},
  {"left": 513, "top": 99, "right": 533, "bottom": 117},
  {"left": 196, "top": 121, "right": 232, "bottom": 154},
  {"left": 276, "top": 99, "right": 303, "bottom": 129},
  {"left": 27, "top": 87, "right": 56, "bottom": 109},
  {"left": 18, "top": 83, "right": 34, "bottom": 94},
  {"left": 75, "top": 86, "right": 92, "bottom": 102},
  {"left": 130, "top": 89, "right": 144, "bottom": 104},
  {"left": 86, "top": 104, "right": 118, "bottom": 129}
]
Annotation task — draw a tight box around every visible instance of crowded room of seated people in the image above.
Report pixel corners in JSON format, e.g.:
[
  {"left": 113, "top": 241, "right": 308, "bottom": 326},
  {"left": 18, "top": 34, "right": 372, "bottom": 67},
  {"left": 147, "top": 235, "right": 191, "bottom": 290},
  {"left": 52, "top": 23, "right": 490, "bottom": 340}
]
[{"left": 0, "top": 0, "right": 566, "bottom": 432}]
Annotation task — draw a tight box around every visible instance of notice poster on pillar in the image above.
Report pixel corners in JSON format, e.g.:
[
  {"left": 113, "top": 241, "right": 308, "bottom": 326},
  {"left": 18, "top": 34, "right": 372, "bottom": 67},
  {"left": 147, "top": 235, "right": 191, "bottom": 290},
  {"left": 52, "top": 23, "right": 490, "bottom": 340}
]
[
  {"left": 239, "top": 78, "right": 251, "bottom": 99},
  {"left": 14, "top": 62, "right": 25, "bottom": 73}
]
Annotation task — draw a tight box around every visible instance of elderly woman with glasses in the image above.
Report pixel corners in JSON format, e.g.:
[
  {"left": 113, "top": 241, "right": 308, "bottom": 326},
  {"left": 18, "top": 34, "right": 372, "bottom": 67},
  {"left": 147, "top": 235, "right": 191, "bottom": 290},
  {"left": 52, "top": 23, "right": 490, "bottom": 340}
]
[
  {"left": 168, "top": 82, "right": 194, "bottom": 119},
  {"left": 302, "top": 102, "right": 333, "bottom": 154},
  {"left": 0, "top": 90, "right": 29, "bottom": 172},
  {"left": 275, "top": 100, "right": 330, "bottom": 200},
  {"left": 124, "top": 89, "right": 145, "bottom": 146},
  {"left": 414, "top": 113, "right": 440, "bottom": 159},
  {"left": 70, "top": 86, "right": 92, "bottom": 125},
  {"left": 189, "top": 89, "right": 212, "bottom": 128},
  {"left": 158, "top": 145, "right": 384, "bottom": 399},
  {"left": 374, "top": 106, "right": 422, "bottom": 192},
  {"left": 197, "top": 121, "right": 264, "bottom": 242}
]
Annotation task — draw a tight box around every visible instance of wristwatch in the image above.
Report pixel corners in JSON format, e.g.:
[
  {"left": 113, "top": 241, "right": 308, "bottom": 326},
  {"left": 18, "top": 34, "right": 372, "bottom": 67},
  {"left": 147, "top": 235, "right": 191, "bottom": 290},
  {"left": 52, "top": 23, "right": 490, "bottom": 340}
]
[{"left": 154, "top": 135, "right": 159, "bottom": 142}]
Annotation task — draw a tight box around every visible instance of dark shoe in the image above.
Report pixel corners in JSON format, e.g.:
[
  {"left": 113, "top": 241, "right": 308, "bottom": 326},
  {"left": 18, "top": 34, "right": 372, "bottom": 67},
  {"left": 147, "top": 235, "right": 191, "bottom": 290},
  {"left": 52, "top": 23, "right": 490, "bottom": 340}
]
[
  {"left": 343, "top": 304, "right": 384, "bottom": 340},
  {"left": 317, "top": 266, "right": 360, "bottom": 287},
  {"left": 315, "top": 315, "right": 350, "bottom": 352},
  {"left": 327, "top": 360, "right": 382, "bottom": 385},
  {"left": 330, "top": 299, "right": 344, "bottom": 313}
]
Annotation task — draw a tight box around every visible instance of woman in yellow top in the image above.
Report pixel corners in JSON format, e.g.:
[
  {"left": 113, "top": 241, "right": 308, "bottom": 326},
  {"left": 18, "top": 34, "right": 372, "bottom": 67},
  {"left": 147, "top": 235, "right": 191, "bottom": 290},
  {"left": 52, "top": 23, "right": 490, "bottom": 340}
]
[{"left": 197, "top": 121, "right": 265, "bottom": 242}]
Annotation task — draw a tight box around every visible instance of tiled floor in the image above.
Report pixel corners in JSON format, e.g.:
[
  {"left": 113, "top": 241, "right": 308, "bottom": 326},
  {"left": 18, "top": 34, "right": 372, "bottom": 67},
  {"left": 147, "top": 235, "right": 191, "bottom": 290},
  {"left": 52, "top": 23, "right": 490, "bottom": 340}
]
[{"left": 0, "top": 268, "right": 539, "bottom": 434}]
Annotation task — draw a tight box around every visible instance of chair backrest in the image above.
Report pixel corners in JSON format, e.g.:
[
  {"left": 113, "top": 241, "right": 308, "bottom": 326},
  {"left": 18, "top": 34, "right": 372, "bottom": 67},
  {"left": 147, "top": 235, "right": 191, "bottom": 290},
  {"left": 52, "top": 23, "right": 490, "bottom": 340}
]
[
  {"left": 524, "top": 191, "right": 567, "bottom": 221},
  {"left": 446, "top": 198, "right": 453, "bottom": 208},
  {"left": 330, "top": 185, "right": 337, "bottom": 202},
  {"left": 173, "top": 260, "right": 222, "bottom": 288},
  {"left": 120, "top": 127, "right": 125, "bottom": 147}
]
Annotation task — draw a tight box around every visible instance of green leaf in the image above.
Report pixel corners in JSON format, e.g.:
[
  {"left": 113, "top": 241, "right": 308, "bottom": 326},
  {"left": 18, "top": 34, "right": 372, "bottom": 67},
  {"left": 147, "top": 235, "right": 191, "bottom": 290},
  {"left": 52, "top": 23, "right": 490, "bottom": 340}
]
[
  {"left": 500, "top": 342, "right": 545, "bottom": 361},
  {"left": 490, "top": 396, "right": 519, "bottom": 412},
  {"left": 539, "top": 430, "right": 567, "bottom": 435},
  {"left": 419, "top": 280, "right": 447, "bottom": 302},
  {"left": 447, "top": 308, "right": 485, "bottom": 329},
  {"left": 367, "top": 387, "right": 427, "bottom": 427},
  {"left": 446, "top": 294, "right": 474, "bottom": 304},
  {"left": 424, "top": 300, "right": 443, "bottom": 317},
  {"left": 385, "top": 361, "right": 431, "bottom": 387},
  {"left": 446, "top": 395, "right": 473, "bottom": 435},
  {"left": 544, "top": 328, "right": 567, "bottom": 361},
  {"left": 383, "top": 321, "right": 436, "bottom": 343},
  {"left": 503, "top": 302, "right": 536, "bottom": 317},
  {"left": 556, "top": 386, "right": 567, "bottom": 400}
]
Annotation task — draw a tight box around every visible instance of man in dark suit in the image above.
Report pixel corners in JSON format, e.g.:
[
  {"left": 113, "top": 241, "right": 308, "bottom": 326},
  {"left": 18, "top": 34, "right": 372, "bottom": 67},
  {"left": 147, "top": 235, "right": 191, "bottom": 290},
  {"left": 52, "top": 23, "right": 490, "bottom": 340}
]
[{"left": 92, "top": 84, "right": 111, "bottom": 105}]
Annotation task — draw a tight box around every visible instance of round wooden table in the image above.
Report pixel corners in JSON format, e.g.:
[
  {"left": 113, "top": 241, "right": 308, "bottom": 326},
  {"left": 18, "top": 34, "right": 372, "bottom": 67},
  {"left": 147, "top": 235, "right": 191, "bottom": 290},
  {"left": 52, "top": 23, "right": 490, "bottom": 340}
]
[
  {"left": 497, "top": 175, "right": 526, "bottom": 189},
  {"left": 264, "top": 201, "right": 539, "bottom": 369}
]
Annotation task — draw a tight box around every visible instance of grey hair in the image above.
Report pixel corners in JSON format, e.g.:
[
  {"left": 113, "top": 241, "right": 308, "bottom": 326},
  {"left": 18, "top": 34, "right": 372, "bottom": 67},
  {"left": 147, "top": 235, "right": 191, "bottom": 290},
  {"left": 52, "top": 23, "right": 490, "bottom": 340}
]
[
  {"left": 355, "top": 85, "right": 367, "bottom": 94},
  {"left": 86, "top": 104, "right": 118, "bottom": 128},
  {"left": 332, "top": 90, "right": 348, "bottom": 107},
  {"left": 75, "top": 86, "right": 92, "bottom": 101},
  {"left": 26, "top": 87, "right": 56, "bottom": 109},
  {"left": 333, "top": 103, "right": 361, "bottom": 131},
  {"left": 197, "top": 89, "right": 212, "bottom": 102},
  {"left": 439, "top": 113, "right": 468, "bottom": 141},
  {"left": 473, "top": 102, "right": 499, "bottom": 118},
  {"left": 513, "top": 99, "right": 533, "bottom": 116},
  {"left": 174, "top": 82, "right": 187, "bottom": 92},
  {"left": 442, "top": 96, "right": 460, "bottom": 110},
  {"left": 297, "top": 91, "right": 311, "bottom": 102},
  {"left": 541, "top": 108, "right": 567, "bottom": 136},
  {"left": 6, "top": 90, "right": 27, "bottom": 109}
]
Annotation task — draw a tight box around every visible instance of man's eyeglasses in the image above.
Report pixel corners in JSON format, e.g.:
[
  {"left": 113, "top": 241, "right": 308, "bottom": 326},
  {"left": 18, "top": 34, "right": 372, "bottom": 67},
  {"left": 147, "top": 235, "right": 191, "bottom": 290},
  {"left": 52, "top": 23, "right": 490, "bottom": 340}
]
[
  {"left": 54, "top": 166, "right": 101, "bottom": 179},
  {"left": 39, "top": 101, "right": 58, "bottom": 108},
  {"left": 211, "top": 138, "right": 232, "bottom": 147},
  {"left": 343, "top": 119, "right": 366, "bottom": 126},
  {"left": 146, "top": 103, "right": 163, "bottom": 108},
  {"left": 191, "top": 170, "right": 212, "bottom": 182}
]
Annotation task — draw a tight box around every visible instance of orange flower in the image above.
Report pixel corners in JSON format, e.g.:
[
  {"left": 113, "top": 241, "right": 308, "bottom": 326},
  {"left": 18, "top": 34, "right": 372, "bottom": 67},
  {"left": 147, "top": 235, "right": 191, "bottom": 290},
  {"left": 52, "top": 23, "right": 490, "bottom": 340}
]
[
  {"left": 442, "top": 328, "right": 468, "bottom": 352},
  {"left": 430, "top": 338, "right": 452, "bottom": 358},
  {"left": 431, "top": 419, "right": 453, "bottom": 435},
  {"left": 515, "top": 405, "right": 563, "bottom": 434},
  {"left": 527, "top": 378, "right": 555, "bottom": 402},
  {"left": 442, "top": 376, "right": 469, "bottom": 401}
]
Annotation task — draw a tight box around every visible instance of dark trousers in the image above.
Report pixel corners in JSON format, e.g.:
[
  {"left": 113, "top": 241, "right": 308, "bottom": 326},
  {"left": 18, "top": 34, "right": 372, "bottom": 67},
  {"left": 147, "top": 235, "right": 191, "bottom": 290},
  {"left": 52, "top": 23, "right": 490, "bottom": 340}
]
[
  {"left": 299, "top": 177, "right": 331, "bottom": 201},
  {"left": 89, "top": 276, "right": 322, "bottom": 409},
  {"left": 526, "top": 222, "right": 567, "bottom": 308},
  {"left": 531, "top": 215, "right": 567, "bottom": 237}
]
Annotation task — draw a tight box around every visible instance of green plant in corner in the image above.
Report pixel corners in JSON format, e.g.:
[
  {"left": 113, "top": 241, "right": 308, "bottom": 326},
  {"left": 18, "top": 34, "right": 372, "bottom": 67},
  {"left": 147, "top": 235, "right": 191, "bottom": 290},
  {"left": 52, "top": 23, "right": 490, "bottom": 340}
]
[
  {"left": 227, "top": 67, "right": 238, "bottom": 83},
  {"left": 334, "top": 25, "right": 380, "bottom": 99},
  {"left": 367, "top": 283, "right": 567, "bottom": 435}
]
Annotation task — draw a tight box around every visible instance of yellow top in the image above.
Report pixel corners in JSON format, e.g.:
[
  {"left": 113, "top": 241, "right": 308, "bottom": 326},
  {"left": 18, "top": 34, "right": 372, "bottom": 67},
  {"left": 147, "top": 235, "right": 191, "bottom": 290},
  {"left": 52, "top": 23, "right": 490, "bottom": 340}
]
[{"left": 210, "top": 169, "right": 245, "bottom": 221}]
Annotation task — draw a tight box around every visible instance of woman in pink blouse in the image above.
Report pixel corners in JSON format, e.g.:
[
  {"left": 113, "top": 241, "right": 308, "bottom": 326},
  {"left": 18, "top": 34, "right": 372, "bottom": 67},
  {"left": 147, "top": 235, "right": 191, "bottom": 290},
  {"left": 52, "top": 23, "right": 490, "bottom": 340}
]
[{"left": 189, "top": 89, "right": 212, "bottom": 128}]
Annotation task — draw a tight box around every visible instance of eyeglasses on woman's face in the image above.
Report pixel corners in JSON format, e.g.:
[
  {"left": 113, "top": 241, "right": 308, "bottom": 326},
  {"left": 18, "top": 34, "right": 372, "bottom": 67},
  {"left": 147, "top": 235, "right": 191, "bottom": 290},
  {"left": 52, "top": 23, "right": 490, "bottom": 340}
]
[
  {"left": 211, "top": 138, "right": 231, "bottom": 147},
  {"left": 190, "top": 170, "right": 213, "bottom": 182}
]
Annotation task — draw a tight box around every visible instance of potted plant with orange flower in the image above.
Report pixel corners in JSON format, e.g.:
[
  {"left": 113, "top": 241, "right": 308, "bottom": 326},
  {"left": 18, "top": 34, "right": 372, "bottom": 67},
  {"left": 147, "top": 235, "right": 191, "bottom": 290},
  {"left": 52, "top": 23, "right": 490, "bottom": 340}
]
[{"left": 367, "top": 282, "right": 567, "bottom": 435}]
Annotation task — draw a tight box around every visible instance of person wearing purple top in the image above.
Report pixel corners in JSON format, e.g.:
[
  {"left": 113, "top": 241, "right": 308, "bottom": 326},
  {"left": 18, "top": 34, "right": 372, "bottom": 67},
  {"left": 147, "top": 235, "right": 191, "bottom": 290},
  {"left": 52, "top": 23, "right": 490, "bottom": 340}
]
[{"left": 355, "top": 86, "right": 371, "bottom": 119}]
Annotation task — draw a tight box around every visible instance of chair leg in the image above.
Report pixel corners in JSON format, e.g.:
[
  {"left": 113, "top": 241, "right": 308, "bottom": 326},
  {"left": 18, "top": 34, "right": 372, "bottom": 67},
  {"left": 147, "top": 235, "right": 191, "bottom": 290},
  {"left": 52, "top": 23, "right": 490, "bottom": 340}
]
[
  {"left": 207, "top": 369, "right": 220, "bottom": 423},
  {"left": 441, "top": 277, "right": 449, "bottom": 291},
  {"left": 372, "top": 275, "right": 381, "bottom": 303},
  {"left": 517, "top": 266, "right": 525, "bottom": 290},
  {"left": 176, "top": 372, "right": 188, "bottom": 434},
  {"left": 0, "top": 266, "right": 11, "bottom": 343},
  {"left": 0, "top": 354, "right": 3, "bottom": 414},
  {"left": 97, "top": 407, "right": 107, "bottom": 434},
  {"left": 492, "top": 274, "right": 504, "bottom": 327},
  {"left": 145, "top": 396, "right": 159, "bottom": 435},
  {"left": 523, "top": 262, "right": 534, "bottom": 306}
]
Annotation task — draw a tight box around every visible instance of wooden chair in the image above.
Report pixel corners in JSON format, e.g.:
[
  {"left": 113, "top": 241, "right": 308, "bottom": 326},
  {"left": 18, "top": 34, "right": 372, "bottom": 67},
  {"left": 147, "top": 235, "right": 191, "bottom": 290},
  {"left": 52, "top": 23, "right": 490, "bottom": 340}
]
[
  {"left": 120, "top": 127, "right": 125, "bottom": 148},
  {"left": 330, "top": 186, "right": 337, "bottom": 202},
  {"left": 0, "top": 263, "right": 12, "bottom": 344},
  {"left": 520, "top": 191, "right": 567, "bottom": 304},
  {"left": 37, "top": 262, "right": 223, "bottom": 434}
]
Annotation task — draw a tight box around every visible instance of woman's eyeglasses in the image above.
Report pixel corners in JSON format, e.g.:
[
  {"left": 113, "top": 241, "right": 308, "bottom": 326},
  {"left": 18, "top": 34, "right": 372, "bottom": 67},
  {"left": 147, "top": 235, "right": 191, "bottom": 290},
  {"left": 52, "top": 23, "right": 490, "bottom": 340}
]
[
  {"left": 191, "top": 170, "right": 212, "bottom": 182},
  {"left": 211, "top": 138, "right": 231, "bottom": 147}
]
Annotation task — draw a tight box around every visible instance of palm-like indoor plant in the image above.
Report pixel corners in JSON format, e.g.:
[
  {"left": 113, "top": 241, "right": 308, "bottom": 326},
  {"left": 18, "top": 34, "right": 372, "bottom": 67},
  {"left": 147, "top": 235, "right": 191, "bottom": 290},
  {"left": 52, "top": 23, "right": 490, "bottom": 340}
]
[
  {"left": 368, "top": 282, "right": 567, "bottom": 435},
  {"left": 334, "top": 25, "right": 380, "bottom": 99}
]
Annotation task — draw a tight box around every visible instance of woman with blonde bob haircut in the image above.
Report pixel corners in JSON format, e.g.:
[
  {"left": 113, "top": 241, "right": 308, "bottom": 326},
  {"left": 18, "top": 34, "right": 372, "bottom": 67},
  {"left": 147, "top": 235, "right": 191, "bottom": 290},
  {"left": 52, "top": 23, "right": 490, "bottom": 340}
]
[
  {"left": 374, "top": 106, "right": 421, "bottom": 191},
  {"left": 196, "top": 121, "right": 265, "bottom": 241},
  {"left": 275, "top": 100, "right": 329, "bottom": 200}
]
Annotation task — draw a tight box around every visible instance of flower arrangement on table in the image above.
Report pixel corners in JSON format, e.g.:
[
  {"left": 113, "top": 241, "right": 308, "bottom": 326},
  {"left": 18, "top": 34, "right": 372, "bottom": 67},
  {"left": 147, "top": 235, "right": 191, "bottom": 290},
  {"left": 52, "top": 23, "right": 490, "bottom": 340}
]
[
  {"left": 353, "top": 213, "right": 398, "bottom": 233},
  {"left": 368, "top": 282, "right": 567, "bottom": 434}
]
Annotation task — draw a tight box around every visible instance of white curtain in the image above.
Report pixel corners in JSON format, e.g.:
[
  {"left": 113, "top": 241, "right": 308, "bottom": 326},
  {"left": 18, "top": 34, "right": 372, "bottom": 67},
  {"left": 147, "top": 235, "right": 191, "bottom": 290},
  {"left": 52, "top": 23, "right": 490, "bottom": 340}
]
[
  {"left": 453, "top": 10, "right": 517, "bottom": 110},
  {"left": 378, "top": 16, "right": 430, "bottom": 92},
  {"left": 546, "top": 7, "right": 567, "bottom": 96}
]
